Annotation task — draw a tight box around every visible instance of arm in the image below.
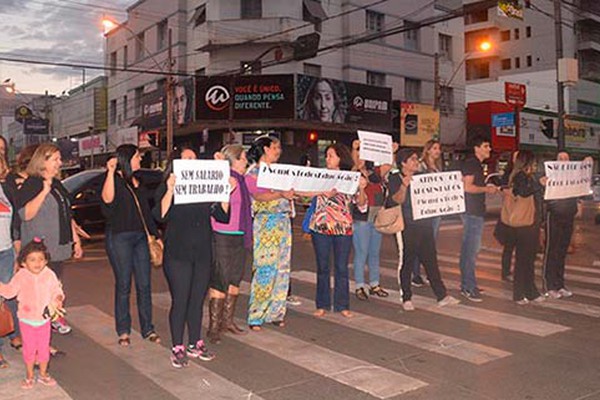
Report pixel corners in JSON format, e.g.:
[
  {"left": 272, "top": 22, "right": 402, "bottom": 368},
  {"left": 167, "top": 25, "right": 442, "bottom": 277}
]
[
  {"left": 23, "top": 179, "right": 52, "bottom": 221},
  {"left": 160, "top": 175, "right": 175, "bottom": 219},
  {"left": 71, "top": 219, "right": 83, "bottom": 259},
  {"left": 101, "top": 158, "right": 118, "bottom": 204},
  {"left": 463, "top": 175, "right": 494, "bottom": 194},
  {"left": 356, "top": 176, "right": 368, "bottom": 209},
  {"left": 0, "top": 273, "right": 20, "bottom": 300}
]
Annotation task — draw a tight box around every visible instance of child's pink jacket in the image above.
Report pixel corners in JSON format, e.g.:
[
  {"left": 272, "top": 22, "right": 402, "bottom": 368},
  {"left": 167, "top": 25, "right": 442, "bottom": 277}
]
[{"left": 0, "top": 267, "right": 64, "bottom": 321}]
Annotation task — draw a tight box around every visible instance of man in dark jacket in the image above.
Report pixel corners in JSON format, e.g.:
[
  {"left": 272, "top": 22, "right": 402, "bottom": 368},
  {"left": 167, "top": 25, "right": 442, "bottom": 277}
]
[{"left": 543, "top": 151, "right": 579, "bottom": 299}]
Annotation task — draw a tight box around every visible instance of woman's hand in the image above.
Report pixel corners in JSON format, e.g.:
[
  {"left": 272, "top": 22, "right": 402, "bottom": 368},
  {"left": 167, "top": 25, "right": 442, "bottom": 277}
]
[
  {"left": 166, "top": 173, "right": 176, "bottom": 192},
  {"left": 402, "top": 175, "right": 411, "bottom": 187},
  {"left": 106, "top": 157, "right": 117, "bottom": 174},
  {"left": 280, "top": 189, "right": 295, "bottom": 200},
  {"left": 539, "top": 176, "right": 548, "bottom": 186},
  {"left": 42, "top": 178, "right": 52, "bottom": 194},
  {"left": 73, "top": 242, "right": 83, "bottom": 259}
]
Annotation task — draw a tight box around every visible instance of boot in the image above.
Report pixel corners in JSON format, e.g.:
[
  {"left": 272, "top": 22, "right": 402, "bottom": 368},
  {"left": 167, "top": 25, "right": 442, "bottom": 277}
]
[
  {"left": 221, "top": 294, "right": 247, "bottom": 335},
  {"left": 207, "top": 298, "right": 225, "bottom": 344}
]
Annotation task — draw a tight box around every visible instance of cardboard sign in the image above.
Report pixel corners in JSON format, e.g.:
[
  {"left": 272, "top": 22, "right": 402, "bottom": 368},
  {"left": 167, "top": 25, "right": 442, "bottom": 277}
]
[
  {"left": 256, "top": 163, "right": 360, "bottom": 195},
  {"left": 544, "top": 160, "right": 593, "bottom": 200},
  {"left": 173, "top": 160, "right": 230, "bottom": 204},
  {"left": 410, "top": 171, "right": 465, "bottom": 220},
  {"left": 357, "top": 130, "right": 393, "bottom": 164}
]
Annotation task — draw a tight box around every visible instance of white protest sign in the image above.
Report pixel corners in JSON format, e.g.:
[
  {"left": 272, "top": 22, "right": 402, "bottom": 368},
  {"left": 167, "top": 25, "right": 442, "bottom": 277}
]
[
  {"left": 411, "top": 171, "right": 465, "bottom": 220},
  {"left": 544, "top": 160, "right": 593, "bottom": 200},
  {"left": 357, "top": 130, "right": 393, "bottom": 165},
  {"left": 256, "top": 163, "right": 360, "bottom": 195},
  {"left": 173, "top": 159, "right": 230, "bottom": 204}
]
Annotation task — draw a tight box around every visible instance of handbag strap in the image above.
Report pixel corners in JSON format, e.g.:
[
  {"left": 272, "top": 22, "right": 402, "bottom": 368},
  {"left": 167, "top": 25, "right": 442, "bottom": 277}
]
[{"left": 124, "top": 182, "right": 152, "bottom": 238}]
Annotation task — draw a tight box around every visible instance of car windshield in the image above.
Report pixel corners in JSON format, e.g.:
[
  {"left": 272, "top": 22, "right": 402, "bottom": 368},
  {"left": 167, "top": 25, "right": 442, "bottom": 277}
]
[{"left": 62, "top": 170, "right": 104, "bottom": 193}]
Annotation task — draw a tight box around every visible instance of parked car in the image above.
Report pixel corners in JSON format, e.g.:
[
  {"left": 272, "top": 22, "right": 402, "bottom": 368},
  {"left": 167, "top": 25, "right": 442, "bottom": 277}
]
[
  {"left": 580, "top": 174, "right": 600, "bottom": 225},
  {"left": 62, "top": 168, "right": 163, "bottom": 233}
]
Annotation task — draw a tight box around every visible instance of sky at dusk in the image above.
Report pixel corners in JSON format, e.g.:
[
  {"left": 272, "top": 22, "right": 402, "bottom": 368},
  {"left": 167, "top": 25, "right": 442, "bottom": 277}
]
[{"left": 0, "top": 0, "right": 130, "bottom": 95}]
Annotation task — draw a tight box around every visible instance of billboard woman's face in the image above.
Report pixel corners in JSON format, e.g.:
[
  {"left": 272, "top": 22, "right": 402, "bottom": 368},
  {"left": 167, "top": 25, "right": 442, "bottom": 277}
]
[
  {"left": 174, "top": 84, "right": 187, "bottom": 125},
  {"left": 311, "top": 80, "right": 335, "bottom": 122}
]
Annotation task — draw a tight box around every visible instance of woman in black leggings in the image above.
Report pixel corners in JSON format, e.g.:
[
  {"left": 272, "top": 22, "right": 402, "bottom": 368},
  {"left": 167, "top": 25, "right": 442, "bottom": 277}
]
[{"left": 154, "top": 147, "right": 229, "bottom": 368}]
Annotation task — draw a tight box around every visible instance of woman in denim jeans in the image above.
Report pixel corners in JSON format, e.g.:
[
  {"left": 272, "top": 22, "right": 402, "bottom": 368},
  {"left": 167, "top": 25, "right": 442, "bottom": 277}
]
[{"left": 101, "top": 144, "right": 160, "bottom": 346}]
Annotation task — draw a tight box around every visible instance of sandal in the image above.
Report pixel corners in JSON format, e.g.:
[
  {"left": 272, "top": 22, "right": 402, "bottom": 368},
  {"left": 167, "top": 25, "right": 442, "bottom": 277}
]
[
  {"left": 10, "top": 337, "right": 23, "bottom": 350},
  {"left": 313, "top": 309, "right": 326, "bottom": 318},
  {"left": 145, "top": 332, "right": 161, "bottom": 344},
  {"left": 21, "top": 378, "right": 34, "bottom": 390},
  {"left": 271, "top": 321, "right": 285, "bottom": 328},
  {"left": 50, "top": 347, "right": 66, "bottom": 357},
  {"left": 118, "top": 335, "right": 131, "bottom": 347},
  {"left": 340, "top": 310, "right": 354, "bottom": 318},
  {"left": 355, "top": 287, "right": 369, "bottom": 301},
  {"left": 249, "top": 325, "right": 262, "bottom": 332},
  {"left": 369, "top": 285, "right": 389, "bottom": 298},
  {"left": 38, "top": 374, "right": 57, "bottom": 386},
  {"left": 0, "top": 357, "right": 8, "bottom": 369}
]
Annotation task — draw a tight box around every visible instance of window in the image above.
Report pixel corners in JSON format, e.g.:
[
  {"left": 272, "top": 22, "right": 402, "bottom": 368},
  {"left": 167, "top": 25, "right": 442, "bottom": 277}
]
[
  {"left": 134, "top": 87, "right": 143, "bottom": 116},
  {"left": 440, "top": 86, "right": 454, "bottom": 113},
  {"left": 439, "top": 34, "right": 452, "bottom": 60},
  {"left": 367, "top": 71, "right": 386, "bottom": 87},
  {"left": 405, "top": 78, "right": 421, "bottom": 102},
  {"left": 515, "top": 57, "right": 520, "bottom": 68},
  {"left": 366, "top": 10, "right": 384, "bottom": 33},
  {"left": 195, "top": 68, "right": 206, "bottom": 76},
  {"left": 514, "top": 28, "right": 520, "bottom": 40},
  {"left": 404, "top": 21, "right": 420, "bottom": 51},
  {"left": 466, "top": 59, "right": 490, "bottom": 80},
  {"left": 123, "top": 45, "right": 128, "bottom": 69},
  {"left": 191, "top": 4, "right": 206, "bottom": 27},
  {"left": 526, "top": 55, "right": 532, "bottom": 67},
  {"left": 501, "top": 58, "right": 511, "bottom": 70},
  {"left": 109, "top": 51, "right": 117, "bottom": 76},
  {"left": 464, "top": 9, "right": 488, "bottom": 25},
  {"left": 241, "top": 0, "right": 262, "bottom": 19},
  {"left": 109, "top": 99, "right": 117, "bottom": 125},
  {"left": 526, "top": 26, "right": 531, "bottom": 38},
  {"left": 157, "top": 19, "right": 168, "bottom": 50},
  {"left": 135, "top": 31, "right": 145, "bottom": 61},
  {"left": 304, "top": 63, "right": 322, "bottom": 77},
  {"left": 123, "top": 95, "right": 128, "bottom": 120},
  {"left": 240, "top": 60, "right": 262, "bottom": 74},
  {"left": 500, "top": 30, "right": 510, "bottom": 42}
]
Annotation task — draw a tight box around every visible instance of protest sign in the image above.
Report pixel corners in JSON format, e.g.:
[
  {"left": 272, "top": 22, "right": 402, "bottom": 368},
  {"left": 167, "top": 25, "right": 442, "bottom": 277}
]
[
  {"left": 544, "top": 160, "right": 593, "bottom": 200},
  {"left": 410, "top": 171, "right": 465, "bottom": 220},
  {"left": 357, "top": 130, "right": 393, "bottom": 164},
  {"left": 173, "top": 159, "right": 230, "bottom": 204},
  {"left": 256, "top": 163, "right": 360, "bottom": 195}
]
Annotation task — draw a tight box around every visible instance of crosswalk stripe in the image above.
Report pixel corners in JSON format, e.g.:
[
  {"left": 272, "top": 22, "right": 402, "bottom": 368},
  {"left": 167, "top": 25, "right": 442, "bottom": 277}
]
[
  {"left": 0, "top": 346, "right": 73, "bottom": 400},
  {"left": 233, "top": 283, "right": 511, "bottom": 365},
  {"left": 291, "top": 271, "right": 570, "bottom": 337},
  {"left": 152, "top": 293, "right": 427, "bottom": 398},
  {"left": 68, "top": 305, "right": 264, "bottom": 400}
]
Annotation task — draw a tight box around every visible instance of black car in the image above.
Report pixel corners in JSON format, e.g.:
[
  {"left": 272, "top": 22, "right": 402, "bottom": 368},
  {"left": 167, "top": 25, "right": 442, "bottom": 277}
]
[{"left": 62, "top": 168, "right": 164, "bottom": 232}]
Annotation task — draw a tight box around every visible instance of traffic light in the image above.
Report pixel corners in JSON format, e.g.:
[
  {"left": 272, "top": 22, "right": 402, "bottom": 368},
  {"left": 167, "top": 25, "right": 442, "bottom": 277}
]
[
  {"left": 307, "top": 130, "right": 318, "bottom": 144},
  {"left": 541, "top": 119, "right": 554, "bottom": 139}
]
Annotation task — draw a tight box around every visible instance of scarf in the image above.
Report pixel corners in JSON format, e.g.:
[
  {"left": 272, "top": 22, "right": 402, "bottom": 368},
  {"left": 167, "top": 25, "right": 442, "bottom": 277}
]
[{"left": 231, "top": 170, "right": 253, "bottom": 249}]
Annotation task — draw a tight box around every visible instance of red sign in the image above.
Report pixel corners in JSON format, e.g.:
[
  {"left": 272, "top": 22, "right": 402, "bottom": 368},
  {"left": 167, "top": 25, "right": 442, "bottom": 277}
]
[{"left": 504, "top": 82, "right": 526, "bottom": 107}]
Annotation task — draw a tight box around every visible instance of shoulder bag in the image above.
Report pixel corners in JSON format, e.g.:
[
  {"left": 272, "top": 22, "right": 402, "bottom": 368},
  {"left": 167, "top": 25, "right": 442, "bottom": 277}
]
[
  {"left": 126, "top": 184, "right": 164, "bottom": 268},
  {"left": 0, "top": 299, "right": 15, "bottom": 338},
  {"left": 374, "top": 184, "right": 404, "bottom": 235},
  {"left": 500, "top": 188, "right": 535, "bottom": 228}
]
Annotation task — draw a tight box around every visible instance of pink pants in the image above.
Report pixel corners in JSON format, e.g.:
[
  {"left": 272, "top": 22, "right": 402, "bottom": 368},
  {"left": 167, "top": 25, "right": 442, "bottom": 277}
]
[{"left": 19, "top": 320, "right": 51, "bottom": 364}]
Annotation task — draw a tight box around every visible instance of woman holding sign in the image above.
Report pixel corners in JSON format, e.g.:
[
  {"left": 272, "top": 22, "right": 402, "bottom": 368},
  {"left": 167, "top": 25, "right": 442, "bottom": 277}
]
[
  {"left": 246, "top": 136, "right": 295, "bottom": 330},
  {"left": 310, "top": 143, "right": 368, "bottom": 318}
]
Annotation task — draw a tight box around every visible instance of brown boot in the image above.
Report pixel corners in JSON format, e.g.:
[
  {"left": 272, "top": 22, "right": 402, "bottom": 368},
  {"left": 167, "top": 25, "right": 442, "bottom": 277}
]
[
  {"left": 207, "top": 298, "right": 225, "bottom": 344},
  {"left": 221, "top": 294, "right": 247, "bottom": 335}
]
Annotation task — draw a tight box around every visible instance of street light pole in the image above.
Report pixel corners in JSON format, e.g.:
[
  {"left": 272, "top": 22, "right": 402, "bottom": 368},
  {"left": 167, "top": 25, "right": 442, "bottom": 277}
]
[
  {"left": 554, "top": 0, "right": 566, "bottom": 151},
  {"left": 166, "top": 28, "right": 174, "bottom": 160}
]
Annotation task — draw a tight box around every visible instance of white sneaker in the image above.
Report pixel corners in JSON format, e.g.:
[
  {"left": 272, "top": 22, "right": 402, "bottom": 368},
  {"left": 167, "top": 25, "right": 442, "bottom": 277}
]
[
  {"left": 402, "top": 301, "right": 415, "bottom": 311},
  {"left": 438, "top": 295, "right": 460, "bottom": 307},
  {"left": 558, "top": 288, "right": 573, "bottom": 298},
  {"left": 546, "top": 290, "right": 562, "bottom": 299},
  {"left": 515, "top": 298, "right": 529, "bottom": 305},
  {"left": 532, "top": 295, "right": 546, "bottom": 303}
]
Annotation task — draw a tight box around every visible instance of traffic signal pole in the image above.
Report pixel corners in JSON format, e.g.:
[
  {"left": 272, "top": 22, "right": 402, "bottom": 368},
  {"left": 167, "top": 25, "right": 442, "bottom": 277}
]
[
  {"left": 166, "top": 28, "right": 174, "bottom": 160},
  {"left": 554, "top": 0, "right": 566, "bottom": 151}
]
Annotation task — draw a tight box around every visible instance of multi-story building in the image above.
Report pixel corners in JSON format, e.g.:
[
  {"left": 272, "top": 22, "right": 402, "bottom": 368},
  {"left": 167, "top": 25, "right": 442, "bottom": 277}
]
[
  {"left": 463, "top": 0, "right": 600, "bottom": 159},
  {"left": 106, "top": 0, "right": 468, "bottom": 164}
]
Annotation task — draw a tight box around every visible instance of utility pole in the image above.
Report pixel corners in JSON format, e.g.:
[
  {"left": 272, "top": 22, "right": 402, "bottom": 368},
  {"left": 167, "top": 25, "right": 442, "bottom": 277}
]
[
  {"left": 554, "top": 0, "right": 566, "bottom": 151},
  {"left": 166, "top": 28, "right": 174, "bottom": 160},
  {"left": 433, "top": 52, "right": 440, "bottom": 110}
]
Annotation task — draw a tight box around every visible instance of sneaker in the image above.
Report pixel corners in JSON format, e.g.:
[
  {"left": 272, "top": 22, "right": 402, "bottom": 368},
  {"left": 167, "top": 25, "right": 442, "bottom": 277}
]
[
  {"left": 515, "top": 298, "right": 529, "bottom": 305},
  {"left": 531, "top": 295, "right": 546, "bottom": 303},
  {"left": 546, "top": 290, "right": 562, "bottom": 299},
  {"left": 558, "top": 288, "right": 573, "bottom": 298},
  {"left": 286, "top": 296, "right": 302, "bottom": 306},
  {"left": 460, "top": 289, "right": 483, "bottom": 303},
  {"left": 170, "top": 345, "right": 189, "bottom": 369},
  {"left": 187, "top": 340, "right": 215, "bottom": 361},
  {"left": 501, "top": 274, "right": 514, "bottom": 282},
  {"left": 402, "top": 301, "right": 415, "bottom": 311},
  {"left": 355, "top": 287, "right": 369, "bottom": 301},
  {"left": 411, "top": 276, "right": 426, "bottom": 287},
  {"left": 51, "top": 319, "right": 72, "bottom": 335},
  {"left": 37, "top": 375, "right": 57, "bottom": 386},
  {"left": 438, "top": 295, "right": 460, "bottom": 307}
]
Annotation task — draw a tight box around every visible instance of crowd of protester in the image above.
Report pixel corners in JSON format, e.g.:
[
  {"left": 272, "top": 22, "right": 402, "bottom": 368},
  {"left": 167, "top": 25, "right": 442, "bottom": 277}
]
[{"left": 0, "top": 132, "right": 595, "bottom": 384}]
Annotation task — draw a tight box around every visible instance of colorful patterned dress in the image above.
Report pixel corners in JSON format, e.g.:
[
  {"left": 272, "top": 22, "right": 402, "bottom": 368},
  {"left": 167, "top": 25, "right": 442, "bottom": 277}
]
[{"left": 246, "top": 165, "right": 292, "bottom": 326}]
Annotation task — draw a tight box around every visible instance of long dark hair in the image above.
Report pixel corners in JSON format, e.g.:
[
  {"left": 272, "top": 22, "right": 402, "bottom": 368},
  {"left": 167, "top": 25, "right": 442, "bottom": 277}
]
[
  {"left": 326, "top": 143, "right": 354, "bottom": 171},
  {"left": 115, "top": 144, "right": 138, "bottom": 185},
  {"left": 509, "top": 150, "right": 536, "bottom": 186},
  {"left": 247, "top": 136, "right": 277, "bottom": 164},
  {"left": 163, "top": 146, "right": 197, "bottom": 179}
]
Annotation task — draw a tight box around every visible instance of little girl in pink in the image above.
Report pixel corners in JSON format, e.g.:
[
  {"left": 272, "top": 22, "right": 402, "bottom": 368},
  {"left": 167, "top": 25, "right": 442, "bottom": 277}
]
[{"left": 0, "top": 238, "right": 64, "bottom": 389}]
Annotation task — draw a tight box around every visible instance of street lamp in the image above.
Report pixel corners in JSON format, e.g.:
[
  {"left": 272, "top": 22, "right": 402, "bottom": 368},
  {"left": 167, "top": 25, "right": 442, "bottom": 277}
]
[{"left": 102, "top": 16, "right": 175, "bottom": 159}]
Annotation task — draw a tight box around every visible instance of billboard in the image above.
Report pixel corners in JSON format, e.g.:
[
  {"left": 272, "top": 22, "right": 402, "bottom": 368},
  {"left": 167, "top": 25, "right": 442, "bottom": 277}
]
[
  {"left": 79, "top": 133, "right": 107, "bottom": 157},
  {"left": 173, "top": 77, "right": 195, "bottom": 126},
  {"left": 520, "top": 111, "right": 600, "bottom": 152},
  {"left": 296, "top": 74, "right": 392, "bottom": 130},
  {"left": 400, "top": 103, "right": 440, "bottom": 147},
  {"left": 23, "top": 117, "right": 49, "bottom": 135},
  {"left": 196, "top": 75, "right": 294, "bottom": 120}
]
